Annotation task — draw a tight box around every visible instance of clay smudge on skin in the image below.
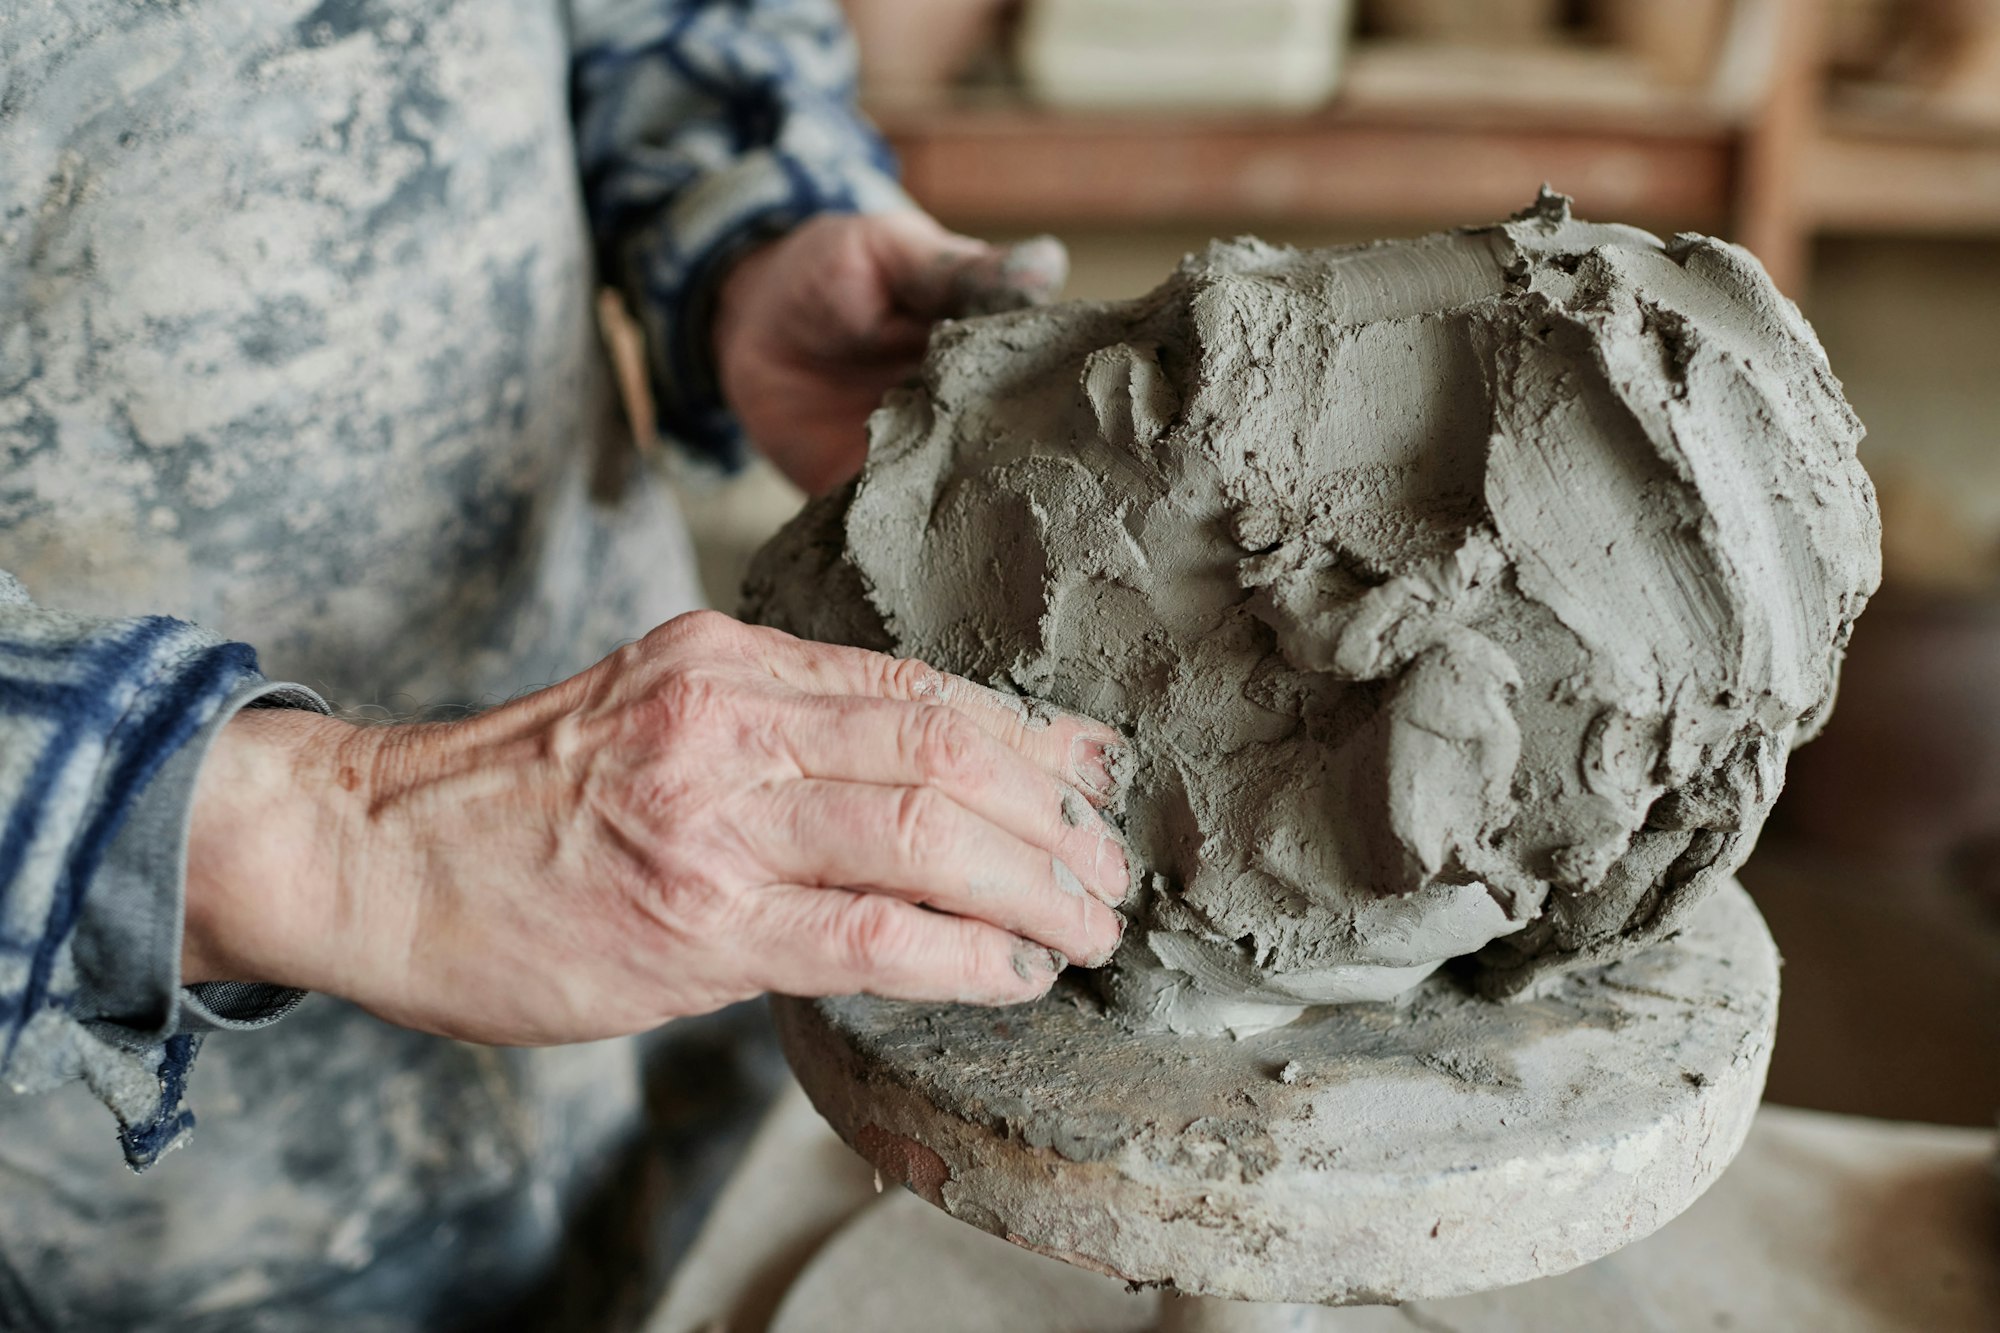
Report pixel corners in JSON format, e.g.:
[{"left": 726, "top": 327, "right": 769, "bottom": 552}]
[
  {"left": 1010, "top": 942, "right": 1066, "bottom": 983},
  {"left": 965, "top": 876, "right": 1010, "bottom": 901},
  {"left": 922, "top": 670, "right": 1073, "bottom": 737},
  {"left": 1067, "top": 734, "right": 1126, "bottom": 802},
  {"left": 747, "top": 191, "right": 1879, "bottom": 1034},
  {"left": 1058, "top": 785, "right": 1130, "bottom": 898},
  {"left": 950, "top": 234, "right": 1071, "bottom": 318}
]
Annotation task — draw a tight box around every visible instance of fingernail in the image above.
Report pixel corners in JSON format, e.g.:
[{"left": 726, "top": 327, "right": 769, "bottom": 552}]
[
  {"left": 949, "top": 237, "right": 1068, "bottom": 317},
  {"left": 1081, "top": 914, "right": 1126, "bottom": 969},
  {"left": 1011, "top": 939, "right": 1065, "bottom": 985},
  {"left": 1092, "top": 832, "right": 1130, "bottom": 904},
  {"left": 1069, "top": 735, "right": 1127, "bottom": 802},
  {"left": 998, "top": 235, "right": 1069, "bottom": 304},
  {"left": 1065, "top": 780, "right": 1134, "bottom": 902},
  {"left": 1055, "top": 844, "right": 1125, "bottom": 908}
]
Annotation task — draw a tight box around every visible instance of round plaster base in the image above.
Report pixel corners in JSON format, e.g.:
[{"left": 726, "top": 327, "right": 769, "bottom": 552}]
[{"left": 773, "top": 880, "right": 1778, "bottom": 1306}]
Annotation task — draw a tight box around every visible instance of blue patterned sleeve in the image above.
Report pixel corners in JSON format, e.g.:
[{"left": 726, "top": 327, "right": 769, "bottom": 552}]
[
  {"left": 568, "top": 0, "right": 913, "bottom": 472},
  {"left": 0, "top": 573, "right": 300, "bottom": 1168}
]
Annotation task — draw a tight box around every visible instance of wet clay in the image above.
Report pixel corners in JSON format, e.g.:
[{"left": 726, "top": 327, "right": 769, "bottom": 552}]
[{"left": 746, "top": 192, "right": 1880, "bottom": 1033}]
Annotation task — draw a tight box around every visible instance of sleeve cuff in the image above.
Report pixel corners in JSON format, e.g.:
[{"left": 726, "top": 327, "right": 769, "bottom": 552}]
[
  {"left": 72, "top": 679, "right": 328, "bottom": 1049},
  {"left": 627, "top": 148, "right": 913, "bottom": 473}
]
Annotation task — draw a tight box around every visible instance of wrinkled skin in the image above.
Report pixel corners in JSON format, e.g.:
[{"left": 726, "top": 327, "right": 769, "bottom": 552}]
[{"left": 187, "top": 611, "right": 1132, "bottom": 1044}]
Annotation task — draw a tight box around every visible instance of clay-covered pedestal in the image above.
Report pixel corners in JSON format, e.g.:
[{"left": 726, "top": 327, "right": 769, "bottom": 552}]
[{"left": 776, "top": 879, "right": 1778, "bottom": 1306}]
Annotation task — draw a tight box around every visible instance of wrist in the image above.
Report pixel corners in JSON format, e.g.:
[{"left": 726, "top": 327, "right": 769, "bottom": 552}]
[
  {"left": 182, "top": 708, "right": 370, "bottom": 990},
  {"left": 711, "top": 236, "right": 784, "bottom": 404}
]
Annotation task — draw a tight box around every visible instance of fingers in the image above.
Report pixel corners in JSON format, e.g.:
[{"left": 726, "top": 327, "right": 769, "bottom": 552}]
[
  {"left": 760, "top": 779, "right": 1124, "bottom": 966},
  {"left": 870, "top": 212, "right": 1070, "bottom": 321},
  {"left": 748, "top": 885, "right": 1066, "bottom": 1006},
  {"left": 772, "top": 695, "right": 1130, "bottom": 903},
  {"left": 746, "top": 628, "right": 1128, "bottom": 802},
  {"left": 944, "top": 235, "right": 1071, "bottom": 318},
  {"left": 871, "top": 211, "right": 990, "bottom": 317}
]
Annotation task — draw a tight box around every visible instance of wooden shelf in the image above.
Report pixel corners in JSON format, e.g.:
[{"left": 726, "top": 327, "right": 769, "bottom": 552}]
[
  {"left": 872, "top": 39, "right": 1746, "bottom": 234},
  {"left": 875, "top": 100, "right": 1737, "bottom": 233},
  {"left": 1808, "top": 109, "right": 2000, "bottom": 233},
  {"left": 864, "top": 0, "right": 2000, "bottom": 296}
]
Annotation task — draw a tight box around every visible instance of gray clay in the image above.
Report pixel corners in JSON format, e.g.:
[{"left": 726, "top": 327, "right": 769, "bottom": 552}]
[{"left": 745, "top": 192, "right": 1880, "bottom": 1033}]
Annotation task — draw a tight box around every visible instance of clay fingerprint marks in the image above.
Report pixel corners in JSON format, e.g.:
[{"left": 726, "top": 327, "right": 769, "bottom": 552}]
[
  {"left": 1666, "top": 368, "right": 1825, "bottom": 714},
  {"left": 1083, "top": 342, "right": 1178, "bottom": 457},
  {"left": 845, "top": 337, "right": 1040, "bottom": 673},
  {"left": 1668, "top": 233, "right": 1855, "bottom": 423},
  {"left": 1298, "top": 317, "right": 1490, "bottom": 556},
  {"left": 1380, "top": 632, "right": 1524, "bottom": 892},
  {"left": 1309, "top": 229, "right": 1511, "bottom": 325},
  {"left": 990, "top": 454, "right": 1151, "bottom": 695},
  {"left": 863, "top": 450, "right": 1134, "bottom": 688},
  {"left": 902, "top": 474, "right": 1053, "bottom": 679},
  {"left": 845, "top": 382, "right": 950, "bottom": 628},
  {"left": 1483, "top": 309, "right": 1740, "bottom": 716},
  {"left": 1646, "top": 240, "right": 1878, "bottom": 723},
  {"left": 1247, "top": 532, "right": 1526, "bottom": 902},
  {"left": 1581, "top": 243, "right": 1846, "bottom": 717}
]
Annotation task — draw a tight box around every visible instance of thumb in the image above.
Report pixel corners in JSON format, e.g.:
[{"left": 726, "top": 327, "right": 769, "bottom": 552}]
[
  {"left": 875, "top": 213, "right": 1070, "bottom": 319},
  {"left": 938, "top": 235, "right": 1071, "bottom": 318}
]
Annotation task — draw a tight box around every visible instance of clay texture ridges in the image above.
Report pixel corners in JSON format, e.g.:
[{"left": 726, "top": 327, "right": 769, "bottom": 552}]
[{"left": 746, "top": 191, "right": 1880, "bottom": 1031}]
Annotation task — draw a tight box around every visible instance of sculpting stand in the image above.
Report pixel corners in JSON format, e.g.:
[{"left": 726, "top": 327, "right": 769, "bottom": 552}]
[{"left": 774, "top": 881, "right": 1779, "bottom": 1319}]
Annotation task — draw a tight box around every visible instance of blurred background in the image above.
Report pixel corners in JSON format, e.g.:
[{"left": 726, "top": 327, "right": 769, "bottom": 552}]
[{"left": 666, "top": 0, "right": 2000, "bottom": 1128}]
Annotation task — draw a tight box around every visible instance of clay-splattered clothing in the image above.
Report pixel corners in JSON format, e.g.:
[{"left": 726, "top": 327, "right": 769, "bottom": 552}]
[{"left": 0, "top": 0, "right": 900, "bottom": 1326}]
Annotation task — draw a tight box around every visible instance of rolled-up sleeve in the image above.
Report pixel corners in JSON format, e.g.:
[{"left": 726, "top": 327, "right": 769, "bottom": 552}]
[
  {"left": 569, "top": 0, "right": 913, "bottom": 472},
  {"left": 0, "top": 572, "right": 316, "bottom": 1169}
]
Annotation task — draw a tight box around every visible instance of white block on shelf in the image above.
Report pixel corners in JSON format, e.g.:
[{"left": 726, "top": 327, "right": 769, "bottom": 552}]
[{"left": 1019, "top": 0, "right": 1356, "bottom": 111}]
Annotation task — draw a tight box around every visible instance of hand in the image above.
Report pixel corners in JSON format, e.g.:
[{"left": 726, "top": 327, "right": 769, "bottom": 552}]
[
  {"left": 183, "top": 611, "right": 1130, "bottom": 1046},
  {"left": 713, "top": 211, "right": 1066, "bottom": 496}
]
